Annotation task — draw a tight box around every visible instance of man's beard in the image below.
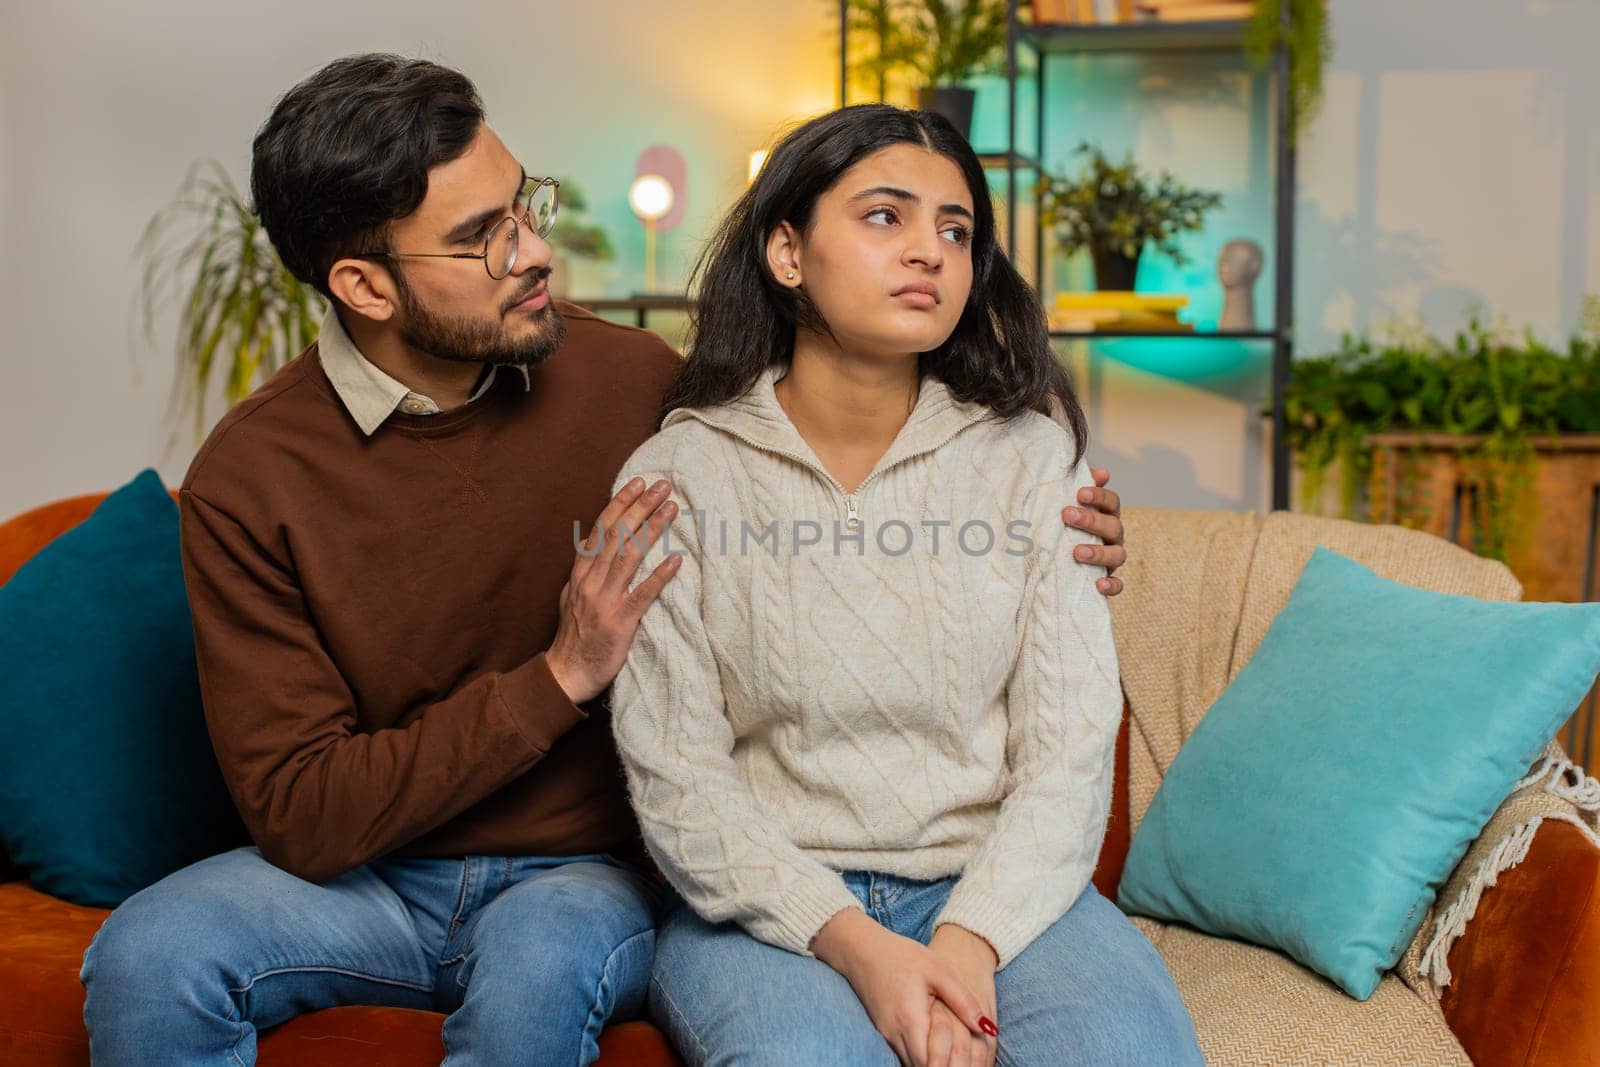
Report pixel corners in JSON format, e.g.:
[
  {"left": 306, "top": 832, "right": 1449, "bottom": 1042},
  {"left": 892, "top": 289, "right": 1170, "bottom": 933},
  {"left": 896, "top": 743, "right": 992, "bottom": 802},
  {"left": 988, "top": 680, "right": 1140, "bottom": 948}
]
[{"left": 393, "top": 266, "right": 567, "bottom": 368}]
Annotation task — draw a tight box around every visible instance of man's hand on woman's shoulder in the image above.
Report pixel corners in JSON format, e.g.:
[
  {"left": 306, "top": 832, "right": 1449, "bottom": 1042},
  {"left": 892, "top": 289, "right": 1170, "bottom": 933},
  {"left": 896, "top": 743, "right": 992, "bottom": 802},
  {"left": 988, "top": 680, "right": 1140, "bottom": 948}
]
[
  {"left": 1061, "top": 466, "right": 1126, "bottom": 598},
  {"left": 546, "top": 476, "right": 683, "bottom": 705}
]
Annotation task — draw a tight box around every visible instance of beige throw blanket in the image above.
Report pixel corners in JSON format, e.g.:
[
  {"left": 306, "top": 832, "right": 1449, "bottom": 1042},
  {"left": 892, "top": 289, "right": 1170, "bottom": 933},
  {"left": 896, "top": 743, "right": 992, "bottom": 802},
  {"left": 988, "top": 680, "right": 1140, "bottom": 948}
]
[{"left": 1107, "top": 506, "right": 1597, "bottom": 1064}]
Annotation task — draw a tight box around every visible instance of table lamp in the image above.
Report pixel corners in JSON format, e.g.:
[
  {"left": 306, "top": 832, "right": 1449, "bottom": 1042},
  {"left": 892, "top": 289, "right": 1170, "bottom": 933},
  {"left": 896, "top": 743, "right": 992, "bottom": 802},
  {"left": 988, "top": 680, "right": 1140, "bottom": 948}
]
[{"left": 628, "top": 174, "right": 675, "bottom": 293}]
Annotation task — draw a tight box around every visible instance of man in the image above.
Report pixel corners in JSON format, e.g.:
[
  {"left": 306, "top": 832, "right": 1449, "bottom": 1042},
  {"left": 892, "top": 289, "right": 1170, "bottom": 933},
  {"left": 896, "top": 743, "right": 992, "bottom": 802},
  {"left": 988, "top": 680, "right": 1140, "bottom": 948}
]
[{"left": 79, "top": 54, "right": 1128, "bottom": 1065}]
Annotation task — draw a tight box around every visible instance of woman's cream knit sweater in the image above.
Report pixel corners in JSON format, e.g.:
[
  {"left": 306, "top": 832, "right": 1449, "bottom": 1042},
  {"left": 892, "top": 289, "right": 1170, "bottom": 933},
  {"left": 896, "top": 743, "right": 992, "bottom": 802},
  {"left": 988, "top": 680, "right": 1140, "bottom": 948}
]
[{"left": 609, "top": 362, "right": 1121, "bottom": 968}]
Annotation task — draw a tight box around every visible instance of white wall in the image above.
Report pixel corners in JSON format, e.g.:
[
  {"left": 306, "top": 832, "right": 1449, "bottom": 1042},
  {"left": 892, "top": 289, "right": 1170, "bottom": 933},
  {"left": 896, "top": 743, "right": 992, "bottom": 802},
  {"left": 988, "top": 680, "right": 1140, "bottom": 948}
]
[
  {"left": 1300, "top": 0, "right": 1600, "bottom": 351},
  {"left": 0, "top": 0, "right": 835, "bottom": 515},
  {"left": 1035, "top": 0, "right": 1600, "bottom": 513},
  {"left": 3, "top": 0, "right": 1598, "bottom": 518}
]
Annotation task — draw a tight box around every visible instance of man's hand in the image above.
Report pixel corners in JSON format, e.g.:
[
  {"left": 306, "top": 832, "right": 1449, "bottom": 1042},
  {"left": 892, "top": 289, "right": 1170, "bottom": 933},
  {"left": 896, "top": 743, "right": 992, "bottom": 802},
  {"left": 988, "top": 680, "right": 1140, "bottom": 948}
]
[
  {"left": 811, "top": 909, "right": 992, "bottom": 1066},
  {"left": 925, "top": 925, "right": 999, "bottom": 1067},
  {"left": 546, "top": 477, "right": 683, "bottom": 705},
  {"left": 1064, "top": 466, "right": 1126, "bottom": 597}
]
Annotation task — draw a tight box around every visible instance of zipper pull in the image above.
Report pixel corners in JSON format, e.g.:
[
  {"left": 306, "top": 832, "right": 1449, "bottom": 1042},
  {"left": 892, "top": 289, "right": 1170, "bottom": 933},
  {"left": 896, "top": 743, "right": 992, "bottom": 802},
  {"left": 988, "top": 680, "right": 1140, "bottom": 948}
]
[{"left": 845, "top": 494, "right": 861, "bottom": 530}]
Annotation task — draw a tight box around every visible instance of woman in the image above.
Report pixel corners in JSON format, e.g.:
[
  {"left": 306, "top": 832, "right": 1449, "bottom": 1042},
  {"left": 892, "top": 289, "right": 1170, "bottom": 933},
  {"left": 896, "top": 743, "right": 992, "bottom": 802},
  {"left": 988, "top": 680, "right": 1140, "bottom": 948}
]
[{"left": 605, "top": 105, "right": 1201, "bottom": 1066}]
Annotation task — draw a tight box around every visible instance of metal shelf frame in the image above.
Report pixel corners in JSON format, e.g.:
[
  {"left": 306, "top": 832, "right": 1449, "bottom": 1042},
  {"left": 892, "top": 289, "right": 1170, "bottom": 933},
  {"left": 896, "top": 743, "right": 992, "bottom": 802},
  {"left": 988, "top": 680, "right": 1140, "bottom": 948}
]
[{"left": 838, "top": 2, "right": 1298, "bottom": 509}]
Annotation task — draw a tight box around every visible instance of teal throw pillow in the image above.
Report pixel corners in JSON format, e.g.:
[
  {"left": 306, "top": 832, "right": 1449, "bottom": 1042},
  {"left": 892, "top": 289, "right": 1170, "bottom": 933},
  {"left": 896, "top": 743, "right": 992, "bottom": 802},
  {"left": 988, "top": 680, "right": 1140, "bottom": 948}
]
[
  {"left": 0, "top": 469, "right": 247, "bottom": 906},
  {"left": 1117, "top": 547, "right": 1600, "bottom": 1000}
]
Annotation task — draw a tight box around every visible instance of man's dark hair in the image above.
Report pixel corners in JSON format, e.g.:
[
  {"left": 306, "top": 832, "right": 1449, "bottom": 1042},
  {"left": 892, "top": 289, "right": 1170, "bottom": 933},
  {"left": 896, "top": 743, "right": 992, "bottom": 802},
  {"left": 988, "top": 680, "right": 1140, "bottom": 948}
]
[{"left": 251, "top": 54, "right": 485, "bottom": 301}]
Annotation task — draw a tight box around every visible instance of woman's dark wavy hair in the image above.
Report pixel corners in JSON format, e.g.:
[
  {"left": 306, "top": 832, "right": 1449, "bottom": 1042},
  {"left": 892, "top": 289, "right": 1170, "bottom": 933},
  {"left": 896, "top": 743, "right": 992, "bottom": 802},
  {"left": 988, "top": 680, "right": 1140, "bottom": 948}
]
[
  {"left": 251, "top": 53, "right": 484, "bottom": 301},
  {"left": 659, "top": 103, "right": 1088, "bottom": 462}
]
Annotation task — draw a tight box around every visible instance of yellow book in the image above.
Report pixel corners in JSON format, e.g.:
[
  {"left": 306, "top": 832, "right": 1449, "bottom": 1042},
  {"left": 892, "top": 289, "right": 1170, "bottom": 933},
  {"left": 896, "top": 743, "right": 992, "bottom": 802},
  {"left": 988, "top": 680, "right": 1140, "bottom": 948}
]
[
  {"left": 1141, "top": 4, "right": 1254, "bottom": 22},
  {"left": 1050, "top": 308, "right": 1193, "bottom": 333},
  {"left": 1055, "top": 322, "right": 1114, "bottom": 334},
  {"left": 1096, "top": 312, "right": 1193, "bottom": 333},
  {"left": 1030, "top": 0, "right": 1069, "bottom": 23},
  {"left": 1054, "top": 291, "right": 1189, "bottom": 313},
  {"left": 1137, "top": 0, "right": 1252, "bottom": 16},
  {"left": 1052, "top": 308, "right": 1123, "bottom": 323}
]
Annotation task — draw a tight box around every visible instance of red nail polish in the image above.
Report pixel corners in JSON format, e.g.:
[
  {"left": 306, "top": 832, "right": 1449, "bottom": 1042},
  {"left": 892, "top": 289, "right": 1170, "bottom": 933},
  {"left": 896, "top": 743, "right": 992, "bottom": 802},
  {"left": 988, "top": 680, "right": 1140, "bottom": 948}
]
[{"left": 979, "top": 1016, "right": 998, "bottom": 1037}]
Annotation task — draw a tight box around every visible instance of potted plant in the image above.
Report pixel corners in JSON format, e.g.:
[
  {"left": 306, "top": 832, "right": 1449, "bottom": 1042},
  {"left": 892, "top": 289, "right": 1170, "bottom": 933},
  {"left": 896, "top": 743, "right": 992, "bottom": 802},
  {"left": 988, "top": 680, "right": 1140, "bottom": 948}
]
[
  {"left": 1281, "top": 305, "right": 1600, "bottom": 573},
  {"left": 136, "top": 161, "right": 323, "bottom": 441},
  {"left": 906, "top": 0, "right": 1008, "bottom": 136},
  {"left": 545, "top": 178, "right": 615, "bottom": 299},
  {"left": 842, "top": 0, "right": 1008, "bottom": 137},
  {"left": 138, "top": 164, "right": 618, "bottom": 437},
  {"left": 1037, "top": 143, "right": 1223, "bottom": 291}
]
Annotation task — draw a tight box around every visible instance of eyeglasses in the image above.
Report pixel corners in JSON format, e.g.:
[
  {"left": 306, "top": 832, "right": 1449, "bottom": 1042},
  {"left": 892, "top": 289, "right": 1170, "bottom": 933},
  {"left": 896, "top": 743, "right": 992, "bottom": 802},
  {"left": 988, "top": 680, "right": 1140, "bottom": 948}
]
[{"left": 358, "top": 174, "right": 559, "bottom": 280}]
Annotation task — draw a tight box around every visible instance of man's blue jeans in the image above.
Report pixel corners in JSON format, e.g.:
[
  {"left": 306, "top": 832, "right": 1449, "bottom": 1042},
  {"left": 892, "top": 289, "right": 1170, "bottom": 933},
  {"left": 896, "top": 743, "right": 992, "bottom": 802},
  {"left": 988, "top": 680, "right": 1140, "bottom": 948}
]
[
  {"left": 648, "top": 872, "right": 1203, "bottom": 1066},
  {"left": 79, "top": 846, "right": 663, "bottom": 1066}
]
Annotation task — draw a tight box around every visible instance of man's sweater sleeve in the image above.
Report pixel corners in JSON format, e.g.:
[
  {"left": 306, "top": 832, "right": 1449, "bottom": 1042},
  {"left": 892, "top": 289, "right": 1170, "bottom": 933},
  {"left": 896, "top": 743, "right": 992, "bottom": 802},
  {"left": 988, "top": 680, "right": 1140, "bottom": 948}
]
[
  {"left": 179, "top": 489, "right": 587, "bottom": 883},
  {"left": 933, "top": 462, "right": 1124, "bottom": 968},
  {"left": 609, "top": 466, "right": 865, "bottom": 957}
]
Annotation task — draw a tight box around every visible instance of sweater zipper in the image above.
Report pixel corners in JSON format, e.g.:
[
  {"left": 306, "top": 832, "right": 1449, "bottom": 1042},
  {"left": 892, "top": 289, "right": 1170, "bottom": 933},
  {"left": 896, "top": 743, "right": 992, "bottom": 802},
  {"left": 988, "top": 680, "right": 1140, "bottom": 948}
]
[{"left": 684, "top": 419, "right": 957, "bottom": 532}]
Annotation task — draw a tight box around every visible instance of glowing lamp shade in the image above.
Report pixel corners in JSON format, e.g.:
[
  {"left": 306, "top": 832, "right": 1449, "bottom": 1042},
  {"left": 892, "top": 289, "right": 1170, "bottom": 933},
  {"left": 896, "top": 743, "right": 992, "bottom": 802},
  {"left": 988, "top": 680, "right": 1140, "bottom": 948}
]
[
  {"left": 628, "top": 175, "right": 674, "bottom": 222},
  {"left": 747, "top": 150, "right": 769, "bottom": 185},
  {"left": 628, "top": 174, "right": 675, "bottom": 292}
]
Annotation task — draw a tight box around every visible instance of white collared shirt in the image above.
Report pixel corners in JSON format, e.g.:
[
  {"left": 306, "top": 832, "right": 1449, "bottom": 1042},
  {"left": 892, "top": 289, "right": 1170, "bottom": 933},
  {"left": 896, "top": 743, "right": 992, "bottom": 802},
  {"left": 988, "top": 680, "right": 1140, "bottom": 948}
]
[{"left": 315, "top": 306, "right": 531, "bottom": 436}]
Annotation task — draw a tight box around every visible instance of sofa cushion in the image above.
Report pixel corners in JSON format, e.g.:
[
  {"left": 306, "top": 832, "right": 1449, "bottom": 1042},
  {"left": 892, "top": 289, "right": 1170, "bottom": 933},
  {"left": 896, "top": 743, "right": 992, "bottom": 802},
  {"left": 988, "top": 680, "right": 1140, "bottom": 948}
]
[
  {"left": 1134, "top": 916, "right": 1469, "bottom": 1065},
  {"left": 1119, "top": 547, "right": 1600, "bottom": 999},
  {"left": 254, "top": 1010, "right": 677, "bottom": 1065},
  {"left": 0, "top": 881, "right": 107, "bottom": 1064},
  {"left": 0, "top": 879, "right": 682, "bottom": 1065},
  {"left": 1440, "top": 816, "right": 1600, "bottom": 1067},
  {"left": 0, "top": 469, "right": 248, "bottom": 906}
]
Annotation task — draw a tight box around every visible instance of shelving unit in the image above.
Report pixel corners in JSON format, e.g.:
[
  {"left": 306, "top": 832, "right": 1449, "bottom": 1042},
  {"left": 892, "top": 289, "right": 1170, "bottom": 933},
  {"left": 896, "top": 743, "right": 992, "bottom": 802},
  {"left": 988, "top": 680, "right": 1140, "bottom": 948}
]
[{"left": 837, "top": 2, "right": 1298, "bottom": 509}]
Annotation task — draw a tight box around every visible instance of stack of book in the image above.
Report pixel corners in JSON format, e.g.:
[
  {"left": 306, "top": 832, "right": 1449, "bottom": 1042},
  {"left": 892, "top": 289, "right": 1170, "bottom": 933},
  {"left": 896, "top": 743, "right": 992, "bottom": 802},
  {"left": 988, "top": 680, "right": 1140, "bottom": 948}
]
[
  {"left": 1031, "top": 0, "right": 1252, "bottom": 22},
  {"left": 1031, "top": 0, "right": 1134, "bottom": 23},
  {"left": 1050, "top": 292, "right": 1192, "bottom": 333}
]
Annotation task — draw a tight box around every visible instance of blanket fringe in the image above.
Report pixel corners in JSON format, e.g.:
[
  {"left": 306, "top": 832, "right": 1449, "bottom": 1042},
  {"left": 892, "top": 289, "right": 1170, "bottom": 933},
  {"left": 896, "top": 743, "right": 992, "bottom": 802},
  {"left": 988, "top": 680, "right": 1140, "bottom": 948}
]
[
  {"left": 1419, "top": 751, "right": 1600, "bottom": 994},
  {"left": 1530, "top": 754, "right": 1600, "bottom": 811},
  {"left": 1427, "top": 755, "right": 1600, "bottom": 998},
  {"left": 1419, "top": 818, "right": 1542, "bottom": 992}
]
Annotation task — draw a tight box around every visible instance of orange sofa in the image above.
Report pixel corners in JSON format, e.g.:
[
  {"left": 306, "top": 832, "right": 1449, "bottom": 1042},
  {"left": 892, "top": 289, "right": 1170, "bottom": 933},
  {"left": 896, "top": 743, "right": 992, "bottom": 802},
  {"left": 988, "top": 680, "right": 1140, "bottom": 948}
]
[
  {"left": 1, "top": 490, "right": 1596, "bottom": 1066},
  {"left": 0, "top": 492, "right": 678, "bottom": 1066}
]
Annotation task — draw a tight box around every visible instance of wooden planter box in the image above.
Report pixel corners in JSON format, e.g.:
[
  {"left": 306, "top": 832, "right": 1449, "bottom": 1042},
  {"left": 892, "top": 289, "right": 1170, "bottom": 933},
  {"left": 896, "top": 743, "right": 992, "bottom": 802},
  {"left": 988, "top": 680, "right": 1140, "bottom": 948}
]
[{"left": 1365, "top": 433, "right": 1600, "bottom": 768}]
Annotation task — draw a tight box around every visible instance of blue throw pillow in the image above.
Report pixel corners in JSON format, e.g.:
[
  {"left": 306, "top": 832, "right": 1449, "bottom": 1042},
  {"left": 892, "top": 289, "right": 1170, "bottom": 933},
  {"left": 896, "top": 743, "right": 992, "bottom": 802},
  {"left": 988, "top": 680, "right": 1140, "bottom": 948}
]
[
  {"left": 1117, "top": 546, "right": 1600, "bottom": 1000},
  {"left": 0, "top": 469, "right": 247, "bottom": 906}
]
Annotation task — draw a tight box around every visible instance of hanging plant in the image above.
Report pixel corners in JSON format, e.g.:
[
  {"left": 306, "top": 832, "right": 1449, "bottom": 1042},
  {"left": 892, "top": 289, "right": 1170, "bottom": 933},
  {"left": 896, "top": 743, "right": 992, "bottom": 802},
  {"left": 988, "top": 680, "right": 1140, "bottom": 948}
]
[{"left": 1246, "top": 0, "right": 1332, "bottom": 143}]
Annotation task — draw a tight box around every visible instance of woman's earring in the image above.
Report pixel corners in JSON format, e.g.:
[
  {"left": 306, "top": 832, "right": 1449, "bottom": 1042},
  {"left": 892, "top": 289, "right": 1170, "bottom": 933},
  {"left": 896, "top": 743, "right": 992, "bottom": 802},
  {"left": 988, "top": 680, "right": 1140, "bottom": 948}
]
[{"left": 785, "top": 272, "right": 796, "bottom": 281}]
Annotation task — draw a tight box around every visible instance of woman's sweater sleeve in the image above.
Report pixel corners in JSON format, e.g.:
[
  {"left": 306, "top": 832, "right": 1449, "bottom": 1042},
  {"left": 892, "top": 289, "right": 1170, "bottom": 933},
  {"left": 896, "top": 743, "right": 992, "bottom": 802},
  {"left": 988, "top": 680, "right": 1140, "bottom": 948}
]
[
  {"left": 609, "top": 464, "right": 865, "bottom": 957},
  {"left": 933, "top": 461, "right": 1124, "bottom": 968}
]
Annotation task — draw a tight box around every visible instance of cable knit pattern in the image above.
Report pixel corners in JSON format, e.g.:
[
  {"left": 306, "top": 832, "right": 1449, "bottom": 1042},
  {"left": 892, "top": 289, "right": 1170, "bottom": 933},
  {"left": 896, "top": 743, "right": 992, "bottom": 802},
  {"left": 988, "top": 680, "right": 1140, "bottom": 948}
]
[{"left": 610, "top": 363, "right": 1121, "bottom": 967}]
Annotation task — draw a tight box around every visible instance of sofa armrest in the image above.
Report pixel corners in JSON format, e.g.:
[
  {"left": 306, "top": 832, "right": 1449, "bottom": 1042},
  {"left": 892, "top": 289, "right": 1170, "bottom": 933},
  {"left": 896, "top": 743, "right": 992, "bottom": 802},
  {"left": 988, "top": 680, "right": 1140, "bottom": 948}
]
[{"left": 1440, "top": 818, "right": 1600, "bottom": 1066}]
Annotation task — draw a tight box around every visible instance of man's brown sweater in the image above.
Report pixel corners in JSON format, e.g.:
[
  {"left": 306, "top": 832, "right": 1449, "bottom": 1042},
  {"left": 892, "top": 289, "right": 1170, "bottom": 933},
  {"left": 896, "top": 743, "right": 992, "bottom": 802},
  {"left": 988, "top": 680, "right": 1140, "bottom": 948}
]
[{"left": 179, "top": 303, "right": 681, "bottom": 883}]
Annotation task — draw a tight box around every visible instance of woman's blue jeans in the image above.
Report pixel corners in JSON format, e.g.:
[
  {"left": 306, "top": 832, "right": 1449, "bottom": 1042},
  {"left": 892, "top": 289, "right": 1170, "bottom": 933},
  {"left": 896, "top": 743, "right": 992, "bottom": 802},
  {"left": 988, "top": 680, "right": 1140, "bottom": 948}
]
[
  {"left": 79, "top": 845, "right": 663, "bottom": 1066},
  {"left": 648, "top": 872, "right": 1203, "bottom": 1066}
]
